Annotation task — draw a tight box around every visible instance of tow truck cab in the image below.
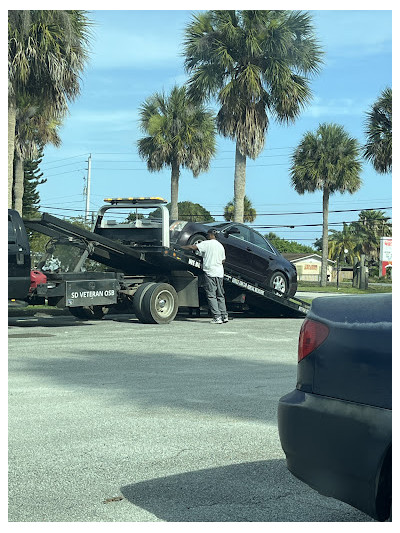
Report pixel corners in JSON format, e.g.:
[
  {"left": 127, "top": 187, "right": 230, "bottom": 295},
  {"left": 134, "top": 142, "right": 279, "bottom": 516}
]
[{"left": 8, "top": 209, "right": 31, "bottom": 301}]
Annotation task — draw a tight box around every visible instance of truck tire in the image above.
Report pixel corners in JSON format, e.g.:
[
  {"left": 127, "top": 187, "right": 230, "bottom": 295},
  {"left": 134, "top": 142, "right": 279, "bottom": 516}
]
[
  {"left": 69, "top": 305, "right": 109, "bottom": 320},
  {"left": 132, "top": 282, "right": 157, "bottom": 323},
  {"left": 141, "top": 282, "right": 179, "bottom": 324}
]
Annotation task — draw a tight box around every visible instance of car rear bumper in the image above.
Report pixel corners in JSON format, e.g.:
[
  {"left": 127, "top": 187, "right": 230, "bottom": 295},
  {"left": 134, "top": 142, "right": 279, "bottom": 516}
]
[{"left": 278, "top": 389, "right": 391, "bottom": 521}]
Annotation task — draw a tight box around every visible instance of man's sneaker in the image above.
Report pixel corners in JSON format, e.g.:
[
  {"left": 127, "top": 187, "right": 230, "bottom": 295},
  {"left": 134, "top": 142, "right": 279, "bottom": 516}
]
[
  {"left": 210, "top": 317, "right": 223, "bottom": 324},
  {"left": 222, "top": 315, "right": 229, "bottom": 323}
]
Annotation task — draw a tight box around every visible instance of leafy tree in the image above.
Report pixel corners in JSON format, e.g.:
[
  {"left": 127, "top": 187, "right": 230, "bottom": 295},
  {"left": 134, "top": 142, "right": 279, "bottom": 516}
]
[
  {"left": 23, "top": 150, "right": 46, "bottom": 217},
  {"left": 183, "top": 10, "right": 323, "bottom": 222},
  {"left": 147, "top": 201, "right": 215, "bottom": 222},
  {"left": 8, "top": 10, "right": 92, "bottom": 212},
  {"left": 266, "top": 232, "right": 315, "bottom": 254},
  {"left": 290, "top": 123, "right": 362, "bottom": 286},
  {"left": 137, "top": 85, "right": 216, "bottom": 220},
  {"left": 224, "top": 196, "right": 256, "bottom": 222},
  {"left": 363, "top": 87, "right": 392, "bottom": 174}
]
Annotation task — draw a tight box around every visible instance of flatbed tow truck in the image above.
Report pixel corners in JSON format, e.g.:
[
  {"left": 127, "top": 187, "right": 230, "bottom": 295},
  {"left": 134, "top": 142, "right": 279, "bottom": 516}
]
[{"left": 21, "top": 197, "right": 310, "bottom": 323}]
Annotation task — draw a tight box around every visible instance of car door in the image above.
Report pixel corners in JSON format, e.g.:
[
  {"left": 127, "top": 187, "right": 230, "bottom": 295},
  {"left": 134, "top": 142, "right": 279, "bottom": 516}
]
[
  {"left": 219, "top": 224, "right": 259, "bottom": 278},
  {"left": 248, "top": 229, "right": 278, "bottom": 286}
]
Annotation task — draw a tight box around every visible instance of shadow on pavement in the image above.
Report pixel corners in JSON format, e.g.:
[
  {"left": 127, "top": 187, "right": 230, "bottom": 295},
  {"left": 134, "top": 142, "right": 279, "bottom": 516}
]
[{"left": 121, "top": 459, "right": 371, "bottom": 522}]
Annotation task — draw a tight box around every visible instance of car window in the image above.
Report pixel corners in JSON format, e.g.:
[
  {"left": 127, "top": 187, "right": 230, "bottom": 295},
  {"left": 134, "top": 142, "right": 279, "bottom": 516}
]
[
  {"left": 230, "top": 225, "right": 252, "bottom": 242},
  {"left": 251, "top": 230, "right": 275, "bottom": 253},
  {"left": 8, "top": 217, "right": 16, "bottom": 244}
]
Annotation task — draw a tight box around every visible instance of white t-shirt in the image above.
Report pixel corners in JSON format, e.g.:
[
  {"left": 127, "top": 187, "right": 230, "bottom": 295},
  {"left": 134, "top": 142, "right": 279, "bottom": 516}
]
[{"left": 196, "top": 239, "right": 226, "bottom": 278}]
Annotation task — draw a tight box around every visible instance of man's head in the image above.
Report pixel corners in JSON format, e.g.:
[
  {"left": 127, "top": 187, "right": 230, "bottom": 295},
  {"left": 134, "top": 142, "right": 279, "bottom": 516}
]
[{"left": 207, "top": 229, "right": 217, "bottom": 240}]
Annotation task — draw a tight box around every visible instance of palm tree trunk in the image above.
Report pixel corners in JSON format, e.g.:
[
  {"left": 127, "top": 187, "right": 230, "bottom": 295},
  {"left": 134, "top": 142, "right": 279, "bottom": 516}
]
[
  {"left": 13, "top": 152, "right": 24, "bottom": 216},
  {"left": 234, "top": 142, "right": 246, "bottom": 223},
  {"left": 320, "top": 187, "right": 330, "bottom": 287},
  {"left": 170, "top": 161, "right": 180, "bottom": 220},
  {"left": 8, "top": 98, "right": 17, "bottom": 209}
]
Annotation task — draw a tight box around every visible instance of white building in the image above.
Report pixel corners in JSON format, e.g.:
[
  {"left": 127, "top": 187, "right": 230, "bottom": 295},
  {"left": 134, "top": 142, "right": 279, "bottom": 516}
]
[{"left": 283, "top": 253, "right": 337, "bottom": 282}]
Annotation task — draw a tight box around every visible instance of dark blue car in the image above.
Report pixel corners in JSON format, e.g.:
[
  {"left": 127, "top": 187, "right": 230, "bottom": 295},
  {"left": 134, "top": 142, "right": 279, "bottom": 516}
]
[{"left": 278, "top": 293, "right": 392, "bottom": 521}]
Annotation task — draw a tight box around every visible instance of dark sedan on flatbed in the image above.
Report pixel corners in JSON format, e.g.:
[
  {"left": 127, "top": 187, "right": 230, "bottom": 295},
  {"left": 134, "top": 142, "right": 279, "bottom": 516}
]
[
  {"left": 170, "top": 220, "right": 298, "bottom": 298},
  {"left": 278, "top": 293, "right": 392, "bottom": 521}
]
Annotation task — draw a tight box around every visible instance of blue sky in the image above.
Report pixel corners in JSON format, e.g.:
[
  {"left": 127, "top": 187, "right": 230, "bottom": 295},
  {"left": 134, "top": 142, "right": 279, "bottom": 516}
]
[{"left": 39, "top": 8, "right": 393, "bottom": 248}]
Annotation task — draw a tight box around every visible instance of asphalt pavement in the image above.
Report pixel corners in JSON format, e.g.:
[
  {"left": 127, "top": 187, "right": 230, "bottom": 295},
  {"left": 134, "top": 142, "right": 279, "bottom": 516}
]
[{"left": 8, "top": 311, "right": 375, "bottom": 522}]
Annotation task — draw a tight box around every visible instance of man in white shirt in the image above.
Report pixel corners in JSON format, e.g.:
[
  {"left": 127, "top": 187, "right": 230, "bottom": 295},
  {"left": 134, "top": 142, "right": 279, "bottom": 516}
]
[{"left": 182, "top": 229, "right": 228, "bottom": 324}]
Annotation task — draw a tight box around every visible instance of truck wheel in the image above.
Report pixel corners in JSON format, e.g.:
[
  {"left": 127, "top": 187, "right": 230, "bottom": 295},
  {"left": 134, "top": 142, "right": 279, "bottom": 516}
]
[
  {"left": 69, "top": 306, "right": 109, "bottom": 320},
  {"left": 92, "top": 305, "right": 109, "bottom": 319},
  {"left": 141, "top": 283, "right": 178, "bottom": 324},
  {"left": 132, "top": 282, "right": 157, "bottom": 323}
]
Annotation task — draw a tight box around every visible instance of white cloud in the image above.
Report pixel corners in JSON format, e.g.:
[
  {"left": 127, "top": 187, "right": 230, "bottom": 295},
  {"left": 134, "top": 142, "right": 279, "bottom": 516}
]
[{"left": 303, "top": 97, "right": 369, "bottom": 118}]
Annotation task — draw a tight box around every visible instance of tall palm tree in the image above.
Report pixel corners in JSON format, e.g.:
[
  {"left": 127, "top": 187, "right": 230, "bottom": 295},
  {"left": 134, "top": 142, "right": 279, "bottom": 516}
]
[
  {"left": 137, "top": 85, "right": 216, "bottom": 220},
  {"left": 363, "top": 87, "right": 392, "bottom": 174},
  {"left": 183, "top": 10, "right": 323, "bottom": 222},
  {"left": 290, "top": 123, "right": 362, "bottom": 286},
  {"left": 8, "top": 10, "right": 92, "bottom": 210},
  {"left": 224, "top": 196, "right": 256, "bottom": 222}
]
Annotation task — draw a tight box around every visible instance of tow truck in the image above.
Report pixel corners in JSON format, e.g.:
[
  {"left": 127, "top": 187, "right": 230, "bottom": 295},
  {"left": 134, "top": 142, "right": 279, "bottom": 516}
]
[{"left": 11, "top": 197, "right": 310, "bottom": 323}]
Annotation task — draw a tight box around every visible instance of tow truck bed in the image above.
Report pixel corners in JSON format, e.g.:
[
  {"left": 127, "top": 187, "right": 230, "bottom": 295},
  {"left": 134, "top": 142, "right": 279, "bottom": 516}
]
[{"left": 25, "top": 210, "right": 310, "bottom": 318}]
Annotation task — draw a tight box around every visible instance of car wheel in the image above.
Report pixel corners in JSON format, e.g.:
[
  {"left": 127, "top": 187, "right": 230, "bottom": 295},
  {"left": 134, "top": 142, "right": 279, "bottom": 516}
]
[
  {"left": 187, "top": 233, "right": 206, "bottom": 246},
  {"left": 270, "top": 272, "right": 288, "bottom": 297},
  {"left": 187, "top": 233, "right": 206, "bottom": 256}
]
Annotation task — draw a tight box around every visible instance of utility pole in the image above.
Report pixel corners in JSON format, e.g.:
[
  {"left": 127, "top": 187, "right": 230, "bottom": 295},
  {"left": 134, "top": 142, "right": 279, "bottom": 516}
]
[{"left": 85, "top": 154, "right": 92, "bottom": 222}]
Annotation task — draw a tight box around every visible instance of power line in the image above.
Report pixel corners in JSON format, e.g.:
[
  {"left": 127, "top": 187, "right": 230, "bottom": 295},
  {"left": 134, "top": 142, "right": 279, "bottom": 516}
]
[
  {"left": 40, "top": 147, "right": 295, "bottom": 170},
  {"left": 44, "top": 168, "right": 86, "bottom": 178}
]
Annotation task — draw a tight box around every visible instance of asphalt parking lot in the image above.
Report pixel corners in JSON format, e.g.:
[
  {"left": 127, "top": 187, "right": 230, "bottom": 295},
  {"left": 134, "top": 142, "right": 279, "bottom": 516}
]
[{"left": 8, "top": 311, "right": 374, "bottom": 522}]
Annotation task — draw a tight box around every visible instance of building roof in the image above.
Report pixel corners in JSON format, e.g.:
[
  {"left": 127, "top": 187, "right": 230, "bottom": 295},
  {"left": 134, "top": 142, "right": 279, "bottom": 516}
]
[{"left": 283, "top": 253, "right": 335, "bottom": 264}]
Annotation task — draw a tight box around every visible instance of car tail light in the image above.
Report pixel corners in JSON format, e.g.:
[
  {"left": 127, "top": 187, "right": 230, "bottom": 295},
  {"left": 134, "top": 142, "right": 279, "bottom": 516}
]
[{"left": 298, "top": 319, "right": 329, "bottom": 362}]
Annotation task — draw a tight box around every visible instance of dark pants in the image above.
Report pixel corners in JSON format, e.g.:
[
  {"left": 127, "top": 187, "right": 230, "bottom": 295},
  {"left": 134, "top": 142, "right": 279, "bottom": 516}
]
[{"left": 203, "top": 274, "right": 227, "bottom": 319}]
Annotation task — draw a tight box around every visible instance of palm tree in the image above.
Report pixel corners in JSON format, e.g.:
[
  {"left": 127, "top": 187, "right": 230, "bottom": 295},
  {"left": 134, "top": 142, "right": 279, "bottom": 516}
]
[
  {"left": 137, "top": 85, "right": 216, "bottom": 220},
  {"left": 224, "top": 196, "right": 256, "bottom": 222},
  {"left": 328, "top": 223, "right": 358, "bottom": 265},
  {"left": 13, "top": 96, "right": 62, "bottom": 214},
  {"left": 8, "top": 10, "right": 92, "bottom": 211},
  {"left": 351, "top": 209, "right": 392, "bottom": 262},
  {"left": 290, "top": 123, "right": 362, "bottom": 286},
  {"left": 363, "top": 88, "right": 392, "bottom": 174},
  {"left": 183, "top": 10, "right": 323, "bottom": 222}
]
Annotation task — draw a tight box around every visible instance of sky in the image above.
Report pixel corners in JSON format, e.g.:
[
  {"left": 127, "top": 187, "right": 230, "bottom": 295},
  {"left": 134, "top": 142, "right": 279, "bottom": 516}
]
[{"left": 37, "top": 6, "right": 393, "bottom": 249}]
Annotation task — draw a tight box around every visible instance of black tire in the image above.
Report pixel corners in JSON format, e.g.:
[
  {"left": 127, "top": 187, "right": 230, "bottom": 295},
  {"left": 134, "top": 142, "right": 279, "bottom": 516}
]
[
  {"left": 187, "top": 233, "right": 206, "bottom": 246},
  {"left": 69, "top": 305, "right": 109, "bottom": 320},
  {"left": 132, "top": 282, "right": 157, "bottom": 322},
  {"left": 270, "top": 272, "right": 288, "bottom": 297},
  {"left": 141, "top": 283, "right": 179, "bottom": 324}
]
